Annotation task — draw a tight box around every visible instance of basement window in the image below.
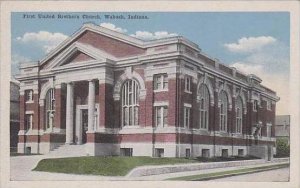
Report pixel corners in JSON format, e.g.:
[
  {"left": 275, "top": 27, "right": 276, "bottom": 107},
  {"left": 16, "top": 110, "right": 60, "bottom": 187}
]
[
  {"left": 238, "top": 149, "right": 244, "bottom": 156},
  {"left": 202, "top": 149, "right": 210, "bottom": 158},
  {"left": 155, "top": 148, "right": 164, "bottom": 158},
  {"left": 120, "top": 148, "right": 133, "bottom": 157},
  {"left": 222, "top": 149, "right": 229, "bottom": 158},
  {"left": 185, "top": 148, "right": 191, "bottom": 158}
]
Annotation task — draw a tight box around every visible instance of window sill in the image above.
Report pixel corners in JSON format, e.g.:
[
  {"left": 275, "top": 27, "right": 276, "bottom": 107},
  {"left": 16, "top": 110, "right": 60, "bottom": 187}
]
[
  {"left": 155, "top": 125, "right": 168, "bottom": 128},
  {"left": 154, "top": 89, "right": 168, "bottom": 93},
  {"left": 26, "top": 100, "right": 34, "bottom": 104},
  {"left": 122, "top": 125, "right": 140, "bottom": 129},
  {"left": 184, "top": 90, "right": 192, "bottom": 94}
]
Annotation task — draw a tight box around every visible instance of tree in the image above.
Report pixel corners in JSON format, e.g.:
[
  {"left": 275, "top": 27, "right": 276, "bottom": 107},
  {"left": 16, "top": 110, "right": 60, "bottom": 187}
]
[{"left": 276, "top": 138, "right": 290, "bottom": 157}]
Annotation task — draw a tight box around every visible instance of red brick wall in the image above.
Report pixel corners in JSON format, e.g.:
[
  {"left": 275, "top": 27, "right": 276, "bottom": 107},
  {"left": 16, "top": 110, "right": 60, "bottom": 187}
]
[
  {"left": 191, "top": 81, "right": 199, "bottom": 129},
  {"left": 39, "top": 133, "right": 65, "bottom": 143},
  {"left": 19, "top": 95, "right": 25, "bottom": 131},
  {"left": 247, "top": 102, "right": 253, "bottom": 135},
  {"left": 65, "top": 51, "right": 94, "bottom": 64},
  {"left": 54, "top": 88, "right": 62, "bottom": 129},
  {"left": 113, "top": 100, "right": 121, "bottom": 128},
  {"left": 99, "top": 83, "right": 114, "bottom": 128},
  {"left": 39, "top": 105, "right": 45, "bottom": 130},
  {"left": 77, "top": 31, "right": 146, "bottom": 58},
  {"left": 145, "top": 81, "right": 154, "bottom": 127},
  {"left": 214, "top": 90, "right": 220, "bottom": 132},
  {"left": 231, "top": 98, "right": 236, "bottom": 133},
  {"left": 32, "top": 94, "right": 39, "bottom": 130}
]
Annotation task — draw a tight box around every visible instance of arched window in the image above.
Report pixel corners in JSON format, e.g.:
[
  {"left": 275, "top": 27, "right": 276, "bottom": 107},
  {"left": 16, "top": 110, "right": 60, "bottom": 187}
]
[
  {"left": 121, "top": 79, "right": 139, "bottom": 126},
  {"left": 198, "top": 84, "right": 210, "bottom": 129},
  {"left": 219, "top": 91, "right": 228, "bottom": 132},
  {"left": 45, "top": 89, "right": 55, "bottom": 130},
  {"left": 236, "top": 97, "right": 243, "bottom": 133}
]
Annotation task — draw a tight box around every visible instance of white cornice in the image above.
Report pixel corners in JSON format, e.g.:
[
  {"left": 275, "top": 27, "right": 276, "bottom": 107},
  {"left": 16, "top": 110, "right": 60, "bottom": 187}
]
[{"left": 44, "top": 42, "right": 117, "bottom": 70}]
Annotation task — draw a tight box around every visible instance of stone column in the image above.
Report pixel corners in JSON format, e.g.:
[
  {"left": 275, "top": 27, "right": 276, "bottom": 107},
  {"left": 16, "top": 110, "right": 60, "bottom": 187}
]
[
  {"left": 65, "top": 82, "right": 74, "bottom": 144},
  {"left": 88, "top": 80, "right": 95, "bottom": 132}
]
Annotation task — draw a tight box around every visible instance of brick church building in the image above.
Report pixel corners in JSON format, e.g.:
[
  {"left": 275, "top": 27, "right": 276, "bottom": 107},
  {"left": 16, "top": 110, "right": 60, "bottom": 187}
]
[{"left": 16, "top": 23, "right": 279, "bottom": 159}]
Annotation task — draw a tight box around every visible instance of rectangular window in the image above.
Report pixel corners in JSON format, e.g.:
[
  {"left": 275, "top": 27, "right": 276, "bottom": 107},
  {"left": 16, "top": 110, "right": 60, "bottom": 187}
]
[
  {"left": 154, "top": 74, "right": 168, "bottom": 90},
  {"left": 25, "top": 90, "right": 33, "bottom": 102},
  {"left": 185, "top": 76, "right": 192, "bottom": 92},
  {"left": 184, "top": 107, "right": 191, "bottom": 128},
  {"left": 253, "top": 100, "right": 258, "bottom": 111},
  {"left": 185, "top": 148, "right": 191, "bottom": 158},
  {"left": 267, "top": 124, "right": 272, "bottom": 137},
  {"left": 202, "top": 149, "right": 210, "bottom": 158},
  {"left": 25, "top": 147, "right": 31, "bottom": 154},
  {"left": 238, "top": 149, "right": 244, "bottom": 156},
  {"left": 222, "top": 149, "right": 229, "bottom": 158},
  {"left": 267, "top": 100, "right": 272, "bottom": 110},
  {"left": 25, "top": 114, "right": 33, "bottom": 131},
  {"left": 120, "top": 148, "right": 133, "bottom": 156},
  {"left": 155, "top": 106, "right": 168, "bottom": 127},
  {"left": 155, "top": 148, "right": 164, "bottom": 157}
]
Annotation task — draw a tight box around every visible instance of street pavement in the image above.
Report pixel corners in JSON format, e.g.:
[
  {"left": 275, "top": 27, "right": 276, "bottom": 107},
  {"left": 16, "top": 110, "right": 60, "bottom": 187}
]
[{"left": 210, "top": 167, "right": 289, "bottom": 182}]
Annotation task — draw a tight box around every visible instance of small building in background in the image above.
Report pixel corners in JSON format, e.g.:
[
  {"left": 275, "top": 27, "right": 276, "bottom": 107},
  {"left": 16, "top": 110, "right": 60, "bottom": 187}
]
[
  {"left": 10, "top": 80, "right": 20, "bottom": 152},
  {"left": 275, "top": 115, "right": 290, "bottom": 144}
]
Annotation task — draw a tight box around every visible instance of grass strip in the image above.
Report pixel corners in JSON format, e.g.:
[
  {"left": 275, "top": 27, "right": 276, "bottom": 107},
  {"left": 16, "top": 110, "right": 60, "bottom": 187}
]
[
  {"left": 166, "top": 163, "right": 289, "bottom": 181},
  {"left": 33, "top": 156, "right": 198, "bottom": 176}
]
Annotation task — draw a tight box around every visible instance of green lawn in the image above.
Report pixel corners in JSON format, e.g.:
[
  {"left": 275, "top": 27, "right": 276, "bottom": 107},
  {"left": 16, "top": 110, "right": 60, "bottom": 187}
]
[
  {"left": 33, "top": 156, "right": 199, "bottom": 176},
  {"left": 166, "top": 163, "right": 289, "bottom": 181}
]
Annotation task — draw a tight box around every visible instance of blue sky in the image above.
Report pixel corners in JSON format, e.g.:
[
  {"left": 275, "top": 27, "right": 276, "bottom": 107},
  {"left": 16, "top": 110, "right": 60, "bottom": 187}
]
[{"left": 11, "top": 12, "right": 290, "bottom": 114}]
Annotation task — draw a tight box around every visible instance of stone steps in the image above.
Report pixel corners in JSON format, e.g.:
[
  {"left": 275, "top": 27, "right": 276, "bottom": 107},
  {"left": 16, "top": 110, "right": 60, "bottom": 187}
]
[{"left": 47, "top": 144, "right": 89, "bottom": 157}]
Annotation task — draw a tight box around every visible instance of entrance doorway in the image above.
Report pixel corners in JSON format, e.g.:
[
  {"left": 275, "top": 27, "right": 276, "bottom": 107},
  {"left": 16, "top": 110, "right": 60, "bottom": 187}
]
[
  {"left": 81, "top": 109, "right": 88, "bottom": 143},
  {"left": 75, "top": 104, "right": 99, "bottom": 144}
]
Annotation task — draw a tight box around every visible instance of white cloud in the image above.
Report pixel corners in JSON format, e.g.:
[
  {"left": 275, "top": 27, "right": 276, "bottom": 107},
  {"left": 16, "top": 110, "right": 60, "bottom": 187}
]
[
  {"left": 100, "top": 23, "right": 127, "bottom": 33},
  {"left": 229, "top": 38, "right": 289, "bottom": 115},
  {"left": 11, "top": 54, "right": 32, "bottom": 76},
  {"left": 224, "top": 36, "right": 276, "bottom": 53},
  {"left": 130, "top": 31, "right": 178, "bottom": 40},
  {"left": 232, "top": 62, "right": 289, "bottom": 115},
  {"left": 16, "top": 31, "right": 68, "bottom": 53},
  {"left": 12, "top": 53, "right": 31, "bottom": 65},
  {"left": 231, "top": 62, "right": 264, "bottom": 75}
]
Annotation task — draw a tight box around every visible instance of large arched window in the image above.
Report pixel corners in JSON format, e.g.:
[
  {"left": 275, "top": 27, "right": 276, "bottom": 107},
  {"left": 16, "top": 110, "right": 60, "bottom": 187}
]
[
  {"left": 236, "top": 97, "right": 243, "bottom": 133},
  {"left": 121, "top": 79, "right": 139, "bottom": 126},
  {"left": 45, "top": 89, "right": 55, "bottom": 130},
  {"left": 198, "top": 84, "right": 210, "bottom": 129},
  {"left": 219, "top": 91, "right": 228, "bottom": 132}
]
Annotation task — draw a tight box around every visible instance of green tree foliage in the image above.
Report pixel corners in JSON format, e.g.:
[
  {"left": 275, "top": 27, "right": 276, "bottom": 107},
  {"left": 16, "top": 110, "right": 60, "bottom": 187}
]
[{"left": 276, "top": 138, "right": 290, "bottom": 157}]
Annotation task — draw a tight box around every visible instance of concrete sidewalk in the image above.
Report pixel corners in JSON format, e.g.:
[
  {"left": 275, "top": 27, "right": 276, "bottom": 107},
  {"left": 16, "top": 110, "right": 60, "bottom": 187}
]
[
  {"left": 10, "top": 155, "right": 289, "bottom": 181},
  {"left": 128, "top": 161, "right": 289, "bottom": 180}
]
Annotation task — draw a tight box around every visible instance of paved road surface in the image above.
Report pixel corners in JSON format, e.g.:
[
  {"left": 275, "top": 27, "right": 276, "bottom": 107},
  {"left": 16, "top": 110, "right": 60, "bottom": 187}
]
[{"left": 210, "top": 167, "right": 289, "bottom": 182}]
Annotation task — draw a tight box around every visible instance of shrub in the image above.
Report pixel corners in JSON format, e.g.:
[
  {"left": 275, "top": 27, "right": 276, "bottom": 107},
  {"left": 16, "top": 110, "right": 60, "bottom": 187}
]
[{"left": 275, "top": 138, "right": 290, "bottom": 157}]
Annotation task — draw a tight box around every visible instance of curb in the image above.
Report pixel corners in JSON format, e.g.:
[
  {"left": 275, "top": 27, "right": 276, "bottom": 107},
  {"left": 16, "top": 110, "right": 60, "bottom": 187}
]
[
  {"left": 126, "top": 158, "right": 289, "bottom": 177},
  {"left": 169, "top": 163, "right": 289, "bottom": 181}
]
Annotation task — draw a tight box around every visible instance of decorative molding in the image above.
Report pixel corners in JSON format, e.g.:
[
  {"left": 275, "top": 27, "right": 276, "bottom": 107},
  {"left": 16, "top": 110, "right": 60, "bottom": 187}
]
[
  {"left": 198, "top": 73, "right": 215, "bottom": 106},
  {"left": 25, "top": 110, "right": 34, "bottom": 114},
  {"left": 218, "top": 82, "right": 233, "bottom": 110},
  {"left": 153, "top": 101, "right": 169, "bottom": 106},
  {"left": 113, "top": 69, "right": 146, "bottom": 101}
]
